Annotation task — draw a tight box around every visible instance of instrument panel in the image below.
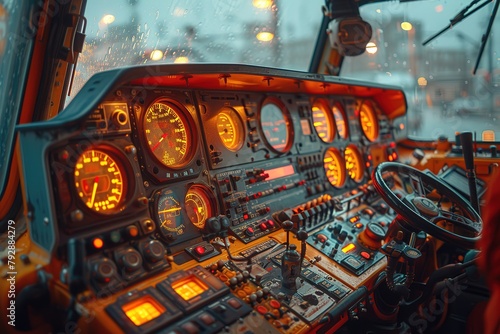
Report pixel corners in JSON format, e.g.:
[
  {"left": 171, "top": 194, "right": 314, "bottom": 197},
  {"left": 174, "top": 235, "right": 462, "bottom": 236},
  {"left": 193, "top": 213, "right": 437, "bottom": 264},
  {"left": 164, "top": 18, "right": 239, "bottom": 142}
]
[{"left": 17, "top": 64, "right": 406, "bottom": 334}]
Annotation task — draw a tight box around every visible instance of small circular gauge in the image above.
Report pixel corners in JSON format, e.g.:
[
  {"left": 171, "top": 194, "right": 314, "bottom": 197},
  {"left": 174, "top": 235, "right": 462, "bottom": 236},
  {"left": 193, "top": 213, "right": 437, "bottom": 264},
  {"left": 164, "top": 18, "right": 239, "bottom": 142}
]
[
  {"left": 344, "top": 145, "right": 365, "bottom": 183},
  {"left": 74, "top": 148, "right": 126, "bottom": 214},
  {"left": 185, "top": 185, "right": 216, "bottom": 229},
  {"left": 216, "top": 107, "right": 244, "bottom": 151},
  {"left": 359, "top": 101, "right": 379, "bottom": 142},
  {"left": 323, "top": 148, "right": 346, "bottom": 188},
  {"left": 332, "top": 102, "right": 348, "bottom": 139},
  {"left": 144, "top": 100, "right": 194, "bottom": 168},
  {"left": 156, "top": 190, "right": 185, "bottom": 237},
  {"left": 312, "top": 99, "right": 335, "bottom": 143},
  {"left": 260, "top": 99, "right": 293, "bottom": 153}
]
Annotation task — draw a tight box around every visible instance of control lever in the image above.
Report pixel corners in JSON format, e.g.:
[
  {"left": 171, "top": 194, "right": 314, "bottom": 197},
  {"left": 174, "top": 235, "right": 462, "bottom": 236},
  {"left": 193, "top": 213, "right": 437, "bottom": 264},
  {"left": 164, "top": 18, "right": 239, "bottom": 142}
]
[
  {"left": 460, "top": 132, "right": 480, "bottom": 214},
  {"left": 380, "top": 231, "right": 421, "bottom": 299},
  {"left": 66, "top": 238, "right": 88, "bottom": 324},
  {"left": 280, "top": 220, "right": 307, "bottom": 291}
]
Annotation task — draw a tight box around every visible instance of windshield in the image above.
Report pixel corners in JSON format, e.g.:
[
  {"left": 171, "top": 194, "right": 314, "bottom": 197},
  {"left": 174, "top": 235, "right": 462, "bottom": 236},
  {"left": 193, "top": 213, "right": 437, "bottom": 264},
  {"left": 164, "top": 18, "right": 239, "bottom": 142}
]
[
  {"left": 72, "top": 0, "right": 323, "bottom": 98},
  {"left": 342, "top": 0, "right": 500, "bottom": 141}
]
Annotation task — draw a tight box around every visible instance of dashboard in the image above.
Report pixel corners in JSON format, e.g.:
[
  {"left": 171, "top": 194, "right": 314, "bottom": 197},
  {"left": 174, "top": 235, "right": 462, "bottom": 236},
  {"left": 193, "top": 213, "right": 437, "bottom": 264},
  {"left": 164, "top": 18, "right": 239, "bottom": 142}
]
[{"left": 16, "top": 64, "right": 408, "bottom": 333}]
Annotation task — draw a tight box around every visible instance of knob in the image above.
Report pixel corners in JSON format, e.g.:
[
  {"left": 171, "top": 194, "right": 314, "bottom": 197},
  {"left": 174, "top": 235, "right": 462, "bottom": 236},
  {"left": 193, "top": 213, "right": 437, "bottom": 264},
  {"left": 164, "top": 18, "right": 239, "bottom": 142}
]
[
  {"left": 358, "top": 222, "right": 386, "bottom": 250},
  {"left": 143, "top": 240, "right": 165, "bottom": 263},
  {"left": 92, "top": 258, "right": 116, "bottom": 283},
  {"left": 121, "top": 248, "right": 143, "bottom": 272},
  {"left": 111, "top": 109, "right": 128, "bottom": 127}
]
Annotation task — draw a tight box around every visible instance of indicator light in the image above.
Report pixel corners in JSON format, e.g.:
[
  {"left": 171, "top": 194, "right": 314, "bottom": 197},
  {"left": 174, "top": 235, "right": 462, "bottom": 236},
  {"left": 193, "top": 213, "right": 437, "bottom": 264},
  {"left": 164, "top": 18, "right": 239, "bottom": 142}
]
[
  {"left": 122, "top": 296, "right": 165, "bottom": 326},
  {"left": 341, "top": 243, "right": 356, "bottom": 253},
  {"left": 92, "top": 237, "right": 104, "bottom": 249}
]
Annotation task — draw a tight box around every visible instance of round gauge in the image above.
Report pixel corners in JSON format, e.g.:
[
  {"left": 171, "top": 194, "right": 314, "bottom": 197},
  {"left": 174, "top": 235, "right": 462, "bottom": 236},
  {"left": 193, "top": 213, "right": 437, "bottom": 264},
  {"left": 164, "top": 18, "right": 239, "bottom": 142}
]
[
  {"left": 157, "top": 190, "right": 185, "bottom": 237},
  {"left": 144, "top": 100, "right": 194, "bottom": 168},
  {"left": 216, "top": 107, "right": 244, "bottom": 151},
  {"left": 359, "top": 101, "right": 379, "bottom": 142},
  {"left": 185, "top": 185, "right": 216, "bottom": 229},
  {"left": 74, "top": 148, "right": 126, "bottom": 214},
  {"left": 332, "top": 103, "right": 348, "bottom": 139},
  {"left": 344, "top": 145, "right": 365, "bottom": 183},
  {"left": 312, "top": 99, "right": 335, "bottom": 143},
  {"left": 260, "top": 99, "right": 293, "bottom": 153},
  {"left": 323, "top": 148, "right": 346, "bottom": 188}
]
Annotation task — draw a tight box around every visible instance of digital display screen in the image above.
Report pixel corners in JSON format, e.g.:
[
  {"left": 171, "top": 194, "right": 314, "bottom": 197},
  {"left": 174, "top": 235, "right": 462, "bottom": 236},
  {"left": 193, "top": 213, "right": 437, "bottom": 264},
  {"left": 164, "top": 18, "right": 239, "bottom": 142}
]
[
  {"left": 172, "top": 276, "right": 209, "bottom": 301},
  {"left": 122, "top": 296, "right": 165, "bottom": 326},
  {"left": 265, "top": 165, "right": 295, "bottom": 181}
]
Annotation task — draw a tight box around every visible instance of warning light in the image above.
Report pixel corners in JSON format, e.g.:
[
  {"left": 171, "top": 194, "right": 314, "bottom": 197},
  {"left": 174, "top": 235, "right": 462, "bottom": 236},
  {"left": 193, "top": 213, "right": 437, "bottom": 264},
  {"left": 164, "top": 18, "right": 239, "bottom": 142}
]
[
  {"left": 172, "top": 276, "right": 209, "bottom": 301},
  {"left": 342, "top": 243, "right": 356, "bottom": 253},
  {"left": 122, "top": 296, "right": 165, "bottom": 326},
  {"left": 92, "top": 237, "right": 104, "bottom": 249}
]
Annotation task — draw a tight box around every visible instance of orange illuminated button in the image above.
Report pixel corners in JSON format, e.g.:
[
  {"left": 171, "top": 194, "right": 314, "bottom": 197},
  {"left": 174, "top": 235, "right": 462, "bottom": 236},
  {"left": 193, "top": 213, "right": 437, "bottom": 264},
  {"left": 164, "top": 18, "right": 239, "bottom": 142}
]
[
  {"left": 127, "top": 225, "right": 139, "bottom": 238},
  {"left": 92, "top": 237, "right": 104, "bottom": 249},
  {"left": 341, "top": 243, "right": 356, "bottom": 253},
  {"left": 269, "top": 300, "right": 281, "bottom": 309},
  {"left": 360, "top": 251, "right": 371, "bottom": 260}
]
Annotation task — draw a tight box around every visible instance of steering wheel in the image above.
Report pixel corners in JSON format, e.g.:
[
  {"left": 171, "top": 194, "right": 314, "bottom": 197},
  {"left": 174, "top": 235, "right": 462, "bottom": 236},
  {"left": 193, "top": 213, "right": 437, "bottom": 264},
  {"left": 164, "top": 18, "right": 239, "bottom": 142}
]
[{"left": 372, "top": 162, "right": 482, "bottom": 249}]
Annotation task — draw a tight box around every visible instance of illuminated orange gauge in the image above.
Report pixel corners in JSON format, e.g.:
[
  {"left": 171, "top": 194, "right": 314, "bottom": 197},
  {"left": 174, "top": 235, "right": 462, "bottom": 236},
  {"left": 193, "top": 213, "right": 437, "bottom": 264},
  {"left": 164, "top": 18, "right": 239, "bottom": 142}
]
[
  {"left": 359, "top": 101, "right": 379, "bottom": 142},
  {"left": 344, "top": 145, "right": 365, "bottom": 183},
  {"left": 184, "top": 185, "right": 215, "bottom": 229},
  {"left": 323, "top": 148, "right": 346, "bottom": 188},
  {"left": 312, "top": 99, "right": 335, "bottom": 143},
  {"left": 260, "top": 99, "right": 293, "bottom": 153},
  {"left": 216, "top": 107, "right": 244, "bottom": 151},
  {"left": 332, "top": 103, "right": 348, "bottom": 139},
  {"left": 144, "top": 100, "right": 193, "bottom": 168},
  {"left": 74, "top": 149, "right": 126, "bottom": 214}
]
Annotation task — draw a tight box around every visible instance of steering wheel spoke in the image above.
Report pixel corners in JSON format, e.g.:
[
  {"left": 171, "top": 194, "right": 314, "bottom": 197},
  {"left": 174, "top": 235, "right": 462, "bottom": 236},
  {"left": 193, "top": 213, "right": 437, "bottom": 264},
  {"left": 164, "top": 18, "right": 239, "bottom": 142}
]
[{"left": 432, "top": 210, "right": 482, "bottom": 234}]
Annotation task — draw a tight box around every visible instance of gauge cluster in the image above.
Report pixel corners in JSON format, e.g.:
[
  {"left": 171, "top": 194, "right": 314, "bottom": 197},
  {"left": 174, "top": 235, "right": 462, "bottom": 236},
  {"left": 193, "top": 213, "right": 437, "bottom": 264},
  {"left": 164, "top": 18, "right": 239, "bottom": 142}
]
[{"left": 18, "top": 64, "right": 405, "bottom": 294}]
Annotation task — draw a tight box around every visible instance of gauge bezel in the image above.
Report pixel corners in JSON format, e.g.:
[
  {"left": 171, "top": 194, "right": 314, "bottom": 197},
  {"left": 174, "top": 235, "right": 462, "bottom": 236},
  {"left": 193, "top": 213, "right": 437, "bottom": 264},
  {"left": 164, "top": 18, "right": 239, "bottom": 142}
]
[
  {"left": 142, "top": 98, "right": 197, "bottom": 169},
  {"left": 72, "top": 145, "right": 132, "bottom": 215},
  {"left": 184, "top": 184, "right": 217, "bottom": 230},
  {"left": 331, "top": 101, "right": 349, "bottom": 140},
  {"left": 258, "top": 97, "right": 294, "bottom": 154},
  {"left": 358, "top": 100, "right": 379, "bottom": 142},
  {"left": 215, "top": 107, "right": 245, "bottom": 152},
  {"left": 323, "top": 147, "right": 346, "bottom": 188},
  {"left": 312, "top": 98, "right": 336, "bottom": 143},
  {"left": 344, "top": 144, "right": 366, "bottom": 183}
]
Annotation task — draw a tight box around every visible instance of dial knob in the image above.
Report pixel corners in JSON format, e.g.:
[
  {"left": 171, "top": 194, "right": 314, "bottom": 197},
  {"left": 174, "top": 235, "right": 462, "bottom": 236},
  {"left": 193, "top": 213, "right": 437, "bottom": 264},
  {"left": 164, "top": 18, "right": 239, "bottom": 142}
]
[
  {"left": 121, "top": 248, "right": 143, "bottom": 272},
  {"left": 92, "top": 258, "right": 116, "bottom": 283},
  {"left": 143, "top": 240, "right": 165, "bottom": 263},
  {"left": 358, "top": 222, "right": 386, "bottom": 250}
]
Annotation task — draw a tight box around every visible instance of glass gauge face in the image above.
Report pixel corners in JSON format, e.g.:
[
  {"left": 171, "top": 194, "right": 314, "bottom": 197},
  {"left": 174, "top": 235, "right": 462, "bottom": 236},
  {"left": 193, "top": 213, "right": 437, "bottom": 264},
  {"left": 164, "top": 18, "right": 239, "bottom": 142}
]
[
  {"left": 157, "top": 190, "right": 185, "bottom": 237},
  {"left": 359, "top": 102, "right": 379, "bottom": 142},
  {"left": 144, "top": 101, "right": 193, "bottom": 168},
  {"left": 312, "top": 100, "right": 335, "bottom": 143},
  {"left": 260, "top": 100, "right": 293, "bottom": 153},
  {"left": 344, "top": 145, "right": 365, "bottom": 183},
  {"left": 323, "top": 148, "right": 345, "bottom": 188},
  {"left": 74, "top": 148, "right": 125, "bottom": 214},
  {"left": 332, "top": 103, "right": 348, "bottom": 139},
  {"left": 216, "top": 108, "right": 244, "bottom": 151},
  {"left": 185, "top": 186, "right": 215, "bottom": 229}
]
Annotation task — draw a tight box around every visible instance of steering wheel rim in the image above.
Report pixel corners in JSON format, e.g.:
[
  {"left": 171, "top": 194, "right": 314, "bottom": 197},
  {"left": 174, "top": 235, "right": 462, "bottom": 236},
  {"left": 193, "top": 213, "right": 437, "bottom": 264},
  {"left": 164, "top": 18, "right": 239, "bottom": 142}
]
[{"left": 372, "top": 162, "right": 482, "bottom": 249}]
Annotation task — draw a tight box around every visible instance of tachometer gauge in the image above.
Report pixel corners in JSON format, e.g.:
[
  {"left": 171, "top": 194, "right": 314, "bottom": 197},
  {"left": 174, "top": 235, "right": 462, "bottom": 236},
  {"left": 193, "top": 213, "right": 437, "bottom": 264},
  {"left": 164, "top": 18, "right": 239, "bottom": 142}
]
[
  {"left": 344, "top": 145, "right": 365, "bottom": 183},
  {"left": 332, "top": 102, "right": 348, "bottom": 139},
  {"left": 216, "top": 107, "right": 244, "bottom": 151},
  {"left": 323, "top": 148, "right": 346, "bottom": 188},
  {"left": 359, "top": 101, "right": 379, "bottom": 142},
  {"left": 157, "top": 190, "right": 185, "bottom": 237},
  {"left": 144, "top": 100, "right": 193, "bottom": 168},
  {"left": 185, "top": 185, "right": 216, "bottom": 230},
  {"left": 312, "top": 99, "right": 335, "bottom": 143},
  {"left": 74, "top": 148, "right": 126, "bottom": 214},
  {"left": 260, "top": 99, "right": 293, "bottom": 153}
]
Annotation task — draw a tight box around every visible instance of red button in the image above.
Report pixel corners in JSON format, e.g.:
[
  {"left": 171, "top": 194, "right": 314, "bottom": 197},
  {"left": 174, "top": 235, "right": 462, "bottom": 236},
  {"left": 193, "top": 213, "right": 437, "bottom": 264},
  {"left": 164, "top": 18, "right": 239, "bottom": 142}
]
[
  {"left": 317, "top": 234, "right": 328, "bottom": 243},
  {"left": 199, "top": 313, "right": 215, "bottom": 325},
  {"left": 194, "top": 246, "right": 205, "bottom": 255},
  {"left": 256, "top": 305, "right": 268, "bottom": 315},
  {"left": 259, "top": 223, "right": 267, "bottom": 231},
  {"left": 360, "top": 251, "right": 371, "bottom": 260},
  {"left": 269, "top": 300, "right": 281, "bottom": 309},
  {"left": 243, "top": 214, "right": 249, "bottom": 220},
  {"left": 267, "top": 220, "right": 275, "bottom": 228}
]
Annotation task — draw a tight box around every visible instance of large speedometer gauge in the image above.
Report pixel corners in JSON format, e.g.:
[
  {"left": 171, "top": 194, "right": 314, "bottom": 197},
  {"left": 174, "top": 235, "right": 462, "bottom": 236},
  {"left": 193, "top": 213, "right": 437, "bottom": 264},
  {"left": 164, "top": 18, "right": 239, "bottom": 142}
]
[
  {"left": 323, "top": 148, "right": 345, "bottom": 188},
  {"left": 344, "top": 145, "right": 365, "bottom": 183},
  {"left": 359, "top": 101, "right": 379, "bottom": 142},
  {"left": 260, "top": 99, "right": 293, "bottom": 153},
  {"left": 144, "top": 100, "right": 193, "bottom": 168},
  {"left": 216, "top": 107, "right": 244, "bottom": 151},
  {"left": 74, "top": 148, "right": 125, "bottom": 214}
]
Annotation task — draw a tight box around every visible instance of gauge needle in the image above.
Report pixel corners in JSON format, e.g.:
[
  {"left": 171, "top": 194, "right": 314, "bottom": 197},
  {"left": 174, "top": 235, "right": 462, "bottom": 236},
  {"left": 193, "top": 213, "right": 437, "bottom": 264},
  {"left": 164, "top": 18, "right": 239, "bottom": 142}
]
[
  {"left": 151, "top": 133, "right": 168, "bottom": 151},
  {"left": 158, "top": 207, "right": 181, "bottom": 214},
  {"left": 90, "top": 176, "right": 99, "bottom": 207}
]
